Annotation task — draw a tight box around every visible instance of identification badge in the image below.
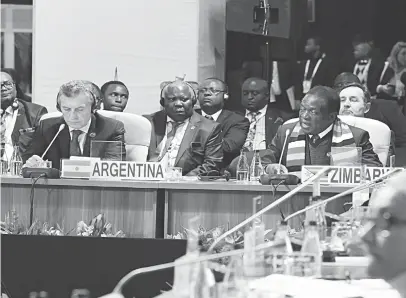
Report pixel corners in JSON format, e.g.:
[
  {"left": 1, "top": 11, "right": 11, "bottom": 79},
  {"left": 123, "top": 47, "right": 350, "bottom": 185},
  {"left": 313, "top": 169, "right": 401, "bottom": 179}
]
[{"left": 303, "top": 80, "right": 312, "bottom": 94}]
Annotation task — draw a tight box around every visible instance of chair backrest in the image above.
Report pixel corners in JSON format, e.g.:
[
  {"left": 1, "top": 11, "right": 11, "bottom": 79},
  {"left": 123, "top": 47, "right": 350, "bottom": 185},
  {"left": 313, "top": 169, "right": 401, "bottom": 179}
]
[
  {"left": 283, "top": 116, "right": 391, "bottom": 165},
  {"left": 40, "top": 110, "right": 151, "bottom": 162}
]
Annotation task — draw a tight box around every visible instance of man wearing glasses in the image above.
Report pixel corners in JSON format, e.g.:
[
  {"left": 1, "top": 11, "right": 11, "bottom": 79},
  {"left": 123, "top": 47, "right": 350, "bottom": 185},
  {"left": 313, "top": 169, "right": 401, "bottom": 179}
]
[
  {"left": 144, "top": 78, "right": 223, "bottom": 176},
  {"left": 362, "top": 171, "right": 406, "bottom": 297},
  {"left": 229, "top": 85, "right": 381, "bottom": 175},
  {"left": 1, "top": 69, "right": 47, "bottom": 159},
  {"left": 197, "top": 78, "right": 249, "bottom": 168}
]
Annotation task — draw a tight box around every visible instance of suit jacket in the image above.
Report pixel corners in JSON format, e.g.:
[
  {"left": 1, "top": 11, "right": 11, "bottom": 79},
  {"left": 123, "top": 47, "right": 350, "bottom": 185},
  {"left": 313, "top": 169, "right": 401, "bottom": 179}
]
[
  {"left": 296, "top": 54, "right": 340, "bottom": 93},
  {"left": 269, "top": 60, "right": 297, "bottom": 113},
  {"left": 196, "top": 109, "right": 250, "bottom": 168},
  {"left": 23, "top": 113, "right": 126, "bottom": 169},
  {"left": 144, "top": 111, "right": 223, "bottom": 176},
  {"left": 228, "top": 120, "right": 382, "bottom": 175},
  {"left": 344, "top": 56, "right": 386, "bottom": 95},
  {"left": 12, "top": 100, "right": 48, "bottom": 154}
]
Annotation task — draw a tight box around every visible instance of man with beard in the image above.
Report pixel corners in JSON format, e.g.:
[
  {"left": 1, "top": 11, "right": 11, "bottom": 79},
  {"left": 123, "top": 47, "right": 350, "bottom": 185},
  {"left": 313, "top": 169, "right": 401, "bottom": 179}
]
[
  {"left": 197, "top": 78, "right": 249, "bottom": 168},
  {"left": 144, "top": 78, "right": 223, "bottom": 176},
  {"left": 1, "top": 69, "right": 47, "bottom": 160}
]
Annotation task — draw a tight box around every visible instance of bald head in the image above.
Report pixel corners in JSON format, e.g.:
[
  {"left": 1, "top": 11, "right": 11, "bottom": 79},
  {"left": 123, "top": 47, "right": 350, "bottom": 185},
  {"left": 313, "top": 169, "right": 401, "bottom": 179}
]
[
  {"left": 241, "top": 77, "right": 269, "bottom": 112},
  {"left": 362, "top": 170, "right": 406, "bottom": 281}
]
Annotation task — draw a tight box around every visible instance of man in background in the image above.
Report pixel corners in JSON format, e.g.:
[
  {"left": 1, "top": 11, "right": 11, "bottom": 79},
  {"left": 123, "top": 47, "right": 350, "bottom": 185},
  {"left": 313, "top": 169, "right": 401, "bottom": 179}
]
[
  {"left": 197, "top": 78, "right": 249, "bottom": 168},
  {"left": 361, "top": 170, "right": 406, "bottom": 297},
  {"left": 101, "top": 81, "right": 129, "bottom": 112}
]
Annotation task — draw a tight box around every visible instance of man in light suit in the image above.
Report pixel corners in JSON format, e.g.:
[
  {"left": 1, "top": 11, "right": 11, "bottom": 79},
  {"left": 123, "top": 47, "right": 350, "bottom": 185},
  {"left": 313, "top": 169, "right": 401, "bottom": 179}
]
[
  {"left": 144, "top": 79, "right": 223, "bottom": 176},
  {"left": 196, "top": 78, "right": 249, "bottom": 168},
  {"left": 23, "top": 80, "right": 126, "bottom": 169}
]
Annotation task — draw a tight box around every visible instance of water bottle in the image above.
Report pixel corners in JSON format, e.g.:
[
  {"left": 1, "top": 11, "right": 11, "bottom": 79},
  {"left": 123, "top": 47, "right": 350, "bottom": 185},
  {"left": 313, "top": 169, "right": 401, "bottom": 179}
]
[
  {"left": 301, "top": 221, "right": 323, "bottom": 277},
  {"left": 313, "top": 197, "right": 327, "bottom": 241},
  {"left": 9, "top": 146, "right": 23, "bottom": 176},
  {"left": 271, "top": 221, "right": 293, "bottom": 274},
  {"left": 236, "top": 150, "right": 249, "bottom": 182},
  {"left": 0, "top": 145, "right": 9, "bottom": 175},
  {"left": 249, "top": 150, "right": 264, "bottom": 182}
]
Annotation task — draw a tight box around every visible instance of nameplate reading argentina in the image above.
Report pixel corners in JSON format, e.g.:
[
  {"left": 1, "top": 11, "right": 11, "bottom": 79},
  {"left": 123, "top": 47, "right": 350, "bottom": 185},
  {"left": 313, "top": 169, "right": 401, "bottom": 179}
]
[{"left": 61, "top": 160, "right": 165, "bottom": 180}]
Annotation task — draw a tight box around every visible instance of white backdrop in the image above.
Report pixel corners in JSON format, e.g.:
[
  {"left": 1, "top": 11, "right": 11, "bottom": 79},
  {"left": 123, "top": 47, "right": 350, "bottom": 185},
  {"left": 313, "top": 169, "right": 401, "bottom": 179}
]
[{"left": 32, "top": 0, "right": 205, "bottom": 115}]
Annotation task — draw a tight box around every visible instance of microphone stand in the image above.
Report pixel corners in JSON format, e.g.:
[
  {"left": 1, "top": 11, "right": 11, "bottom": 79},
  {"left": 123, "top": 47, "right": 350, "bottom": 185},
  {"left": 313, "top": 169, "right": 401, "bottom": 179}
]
[
  {"left": 103, "top": 241, "right": 280, "bottom": 297},
  {"left": 207, "top": 167, "right": 332, "bottom": 253},
  {"left": 284, "top": 168, "right": 404, "bottom": 221}
]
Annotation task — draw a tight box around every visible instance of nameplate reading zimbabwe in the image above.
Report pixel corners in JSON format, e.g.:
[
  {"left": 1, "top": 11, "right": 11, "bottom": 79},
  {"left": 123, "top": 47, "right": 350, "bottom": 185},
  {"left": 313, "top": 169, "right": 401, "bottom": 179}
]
[{"left": 61, "top": 159, "right": 165, "bottom": 180}]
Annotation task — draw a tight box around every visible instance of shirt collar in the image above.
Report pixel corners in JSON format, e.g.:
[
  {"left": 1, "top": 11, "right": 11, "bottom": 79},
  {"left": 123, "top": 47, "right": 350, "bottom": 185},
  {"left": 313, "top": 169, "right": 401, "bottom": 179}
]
[
  {"left": 166, "top": 116, "right": 190, "bottom": 125},
  {"left": 68, "top": 118, "right": 92, "bottom": 134},
  {"left": 308, "top": 123, "right": 333, "bottom": 139},
  {"left": 202, "top": 109, "right": 222, "bottom": 121},
  {"left": 390, "top": 271, "right": 406, "bottom": 297},
  {"left": 5, "top": 106, "right": 14, "bottom": 115},
  {"left": 245, "top": 104, "right": 268, "bottom": 117}
]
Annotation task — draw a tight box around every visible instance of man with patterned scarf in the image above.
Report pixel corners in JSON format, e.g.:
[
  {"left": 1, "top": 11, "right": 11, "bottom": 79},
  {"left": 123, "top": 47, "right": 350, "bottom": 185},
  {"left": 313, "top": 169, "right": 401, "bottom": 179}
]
[{"left": 257, "top": 86, "right": 382, "bottom": 173}]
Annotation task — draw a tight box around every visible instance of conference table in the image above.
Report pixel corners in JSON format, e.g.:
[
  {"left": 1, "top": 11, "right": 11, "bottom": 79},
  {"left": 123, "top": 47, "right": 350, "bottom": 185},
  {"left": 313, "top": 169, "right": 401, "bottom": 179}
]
[{"left": 1, "top": 176, "right": 355, "bottom": 238}]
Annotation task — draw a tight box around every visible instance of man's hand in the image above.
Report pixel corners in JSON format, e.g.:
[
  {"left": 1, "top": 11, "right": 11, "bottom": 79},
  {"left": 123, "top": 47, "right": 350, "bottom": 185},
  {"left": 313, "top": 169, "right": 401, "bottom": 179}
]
[{"left": 23, "top": 155, "right": 44, "bottom": 168}]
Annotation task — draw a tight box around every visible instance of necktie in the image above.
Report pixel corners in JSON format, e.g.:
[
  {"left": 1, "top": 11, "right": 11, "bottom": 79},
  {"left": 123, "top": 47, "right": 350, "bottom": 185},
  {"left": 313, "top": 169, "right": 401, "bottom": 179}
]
[
  {"left": 158, "top": 122, "right": 181, "bottom": 162},
  {"left": 205, "top": 115, "right": 214, "bottom": 121},
  {"left": 70, "top": 130, "right": 83, "bottom": 156},
  {"left": 244, "top": 111, "right": 259, "bottom": 151}
]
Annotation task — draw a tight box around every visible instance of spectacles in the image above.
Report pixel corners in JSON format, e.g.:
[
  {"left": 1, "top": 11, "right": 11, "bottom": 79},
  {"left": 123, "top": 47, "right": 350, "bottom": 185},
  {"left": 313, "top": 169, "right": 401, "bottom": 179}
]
[
  {"left": 198, "top": 88, "right": 226, "bottom": 95},
  {"left": 1, "top": 81, "right": 15, "bottom": 89},
  {"left": 366, "top": 211, "right": 406, "bottom": 233},
  {"left": 299, "top": 106, "right": 319, "bottom": 116}
]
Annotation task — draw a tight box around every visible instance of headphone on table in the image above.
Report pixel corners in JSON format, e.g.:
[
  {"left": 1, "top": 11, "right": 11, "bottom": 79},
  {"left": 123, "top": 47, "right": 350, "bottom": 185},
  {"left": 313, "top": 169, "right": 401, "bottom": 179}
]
[{"left": 159, "top": 80, "right": 198, "bottom": 107}]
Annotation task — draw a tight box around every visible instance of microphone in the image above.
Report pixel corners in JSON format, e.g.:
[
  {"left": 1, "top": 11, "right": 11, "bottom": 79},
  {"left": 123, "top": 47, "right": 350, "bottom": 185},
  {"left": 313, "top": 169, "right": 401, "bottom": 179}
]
[
  {"left": 41, "top": 123, "right": 65, "bottom": 159},
  {"left": 100, "top": 241, "right": 282, "bottom": 297},
  {"left": 208, "top": 166, "right": 332, "bottom": 252},
  {"left": 277, "top": 128, "right": 290, "bottom": 174},
  {"left": 284, "top": 167, "right": 404, "bottom": 221}
]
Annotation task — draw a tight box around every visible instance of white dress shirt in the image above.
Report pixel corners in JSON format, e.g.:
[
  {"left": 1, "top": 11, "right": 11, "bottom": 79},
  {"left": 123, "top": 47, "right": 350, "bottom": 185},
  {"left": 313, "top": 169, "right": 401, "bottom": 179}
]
[
  {"left": 308, "top": 123, "right": 333, "bottom": 140},
  {"left": 270, "top": 61, "right": 281, "bottom": 102},
  {"left": 1, "top": 106, "right": 19, "bottom": 161},
  {"left": 245, "top": 104, "right": 268, "bottom": 150},
  {"left": 159, "top": 117, "right": 189, "bottom": 168},
  {"left": 202, "top": 109, "right": 222, "bottom": 121},
  {"left": 68, "top": 119, "right": 91, "bottom": 153}
]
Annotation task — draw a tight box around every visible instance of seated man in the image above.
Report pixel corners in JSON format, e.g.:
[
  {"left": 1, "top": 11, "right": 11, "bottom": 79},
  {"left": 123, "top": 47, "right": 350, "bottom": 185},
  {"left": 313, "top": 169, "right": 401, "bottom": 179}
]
[
  {"left": 100, "top": 80, "right": 129, "bottom": 112},
  {"left": 144, "top": 78, "right": 223, "bottom": 176},
  {"left": 23, "top": 80, "right": 126, "bottom": 169},
  {"left": 197, "top": 78, "right": 249, "bottom": 168},
  {"left": 229, "top": 86, "right": 382, "bottom": 174},
  {"left": 339, "top": 82, "right": 395, "bottom": 164},
  {"left": 361, "top": 171, "right": 406, "bottom": 298},
  {"left": 1, "top": 69, "right": 47, "bottom": 158}
]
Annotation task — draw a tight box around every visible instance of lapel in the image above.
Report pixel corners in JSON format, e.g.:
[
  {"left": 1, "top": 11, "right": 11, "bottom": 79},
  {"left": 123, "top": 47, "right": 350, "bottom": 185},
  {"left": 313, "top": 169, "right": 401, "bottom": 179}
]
[
  {"left": 216, "top": 109, "right": 228, "bottom": 124},
  {"left": 175, "top": 112, "right": 201, "bottom": 165},
  {"left": 57, "top": 119, "right": 71, "bottom": 159},
  {"left": 152, "top": 111, "right": 167, "bottom": 149},
  {"left": 265, "top": 107, "right": 274, "bottom": 146},
  {"left": 83, "top": 114, "right": 98, "bottom": 157},
  {"left": 11, "top": 101, "right": 26, "bottom": 145}
]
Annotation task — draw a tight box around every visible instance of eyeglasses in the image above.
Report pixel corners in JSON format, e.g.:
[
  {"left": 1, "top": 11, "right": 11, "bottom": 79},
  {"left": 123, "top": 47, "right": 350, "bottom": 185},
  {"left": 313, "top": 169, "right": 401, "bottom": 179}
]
[
  {"left": 198, "top": 88, "right": 226, "bottom": 95},
  {"left": 366, "top": 211, "right": 406, "bottom": 233},
  {"left": 299, "top": 106, "right": 319, "bottom": 116},
  {"left": 1, "top": 81, "right": 15, "bottom": 89}
]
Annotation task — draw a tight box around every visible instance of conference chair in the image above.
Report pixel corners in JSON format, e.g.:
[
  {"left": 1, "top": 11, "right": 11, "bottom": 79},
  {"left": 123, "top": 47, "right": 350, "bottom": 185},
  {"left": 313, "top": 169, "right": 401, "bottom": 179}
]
[
  {"left": 284, "top": 116, "right": 391, "bottom": 165},
  {"left": 40, "top": 111, "right": 151, "bottom": 162}
]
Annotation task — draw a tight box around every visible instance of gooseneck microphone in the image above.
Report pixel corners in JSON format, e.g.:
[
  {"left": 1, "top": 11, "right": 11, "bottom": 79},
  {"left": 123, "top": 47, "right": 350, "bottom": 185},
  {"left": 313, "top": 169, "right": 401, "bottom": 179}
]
[
  {"left": 277, "top": 128, "right": 290, "bottom": 174},
  {"left": 41, "top": 123, "right": 65, "bottom": 159},
  {"left": 284, "top": 168, "right": 404, "bottom": 221},
  {"left": 207, "top": 166, "right": 332, "bottom": 253}
]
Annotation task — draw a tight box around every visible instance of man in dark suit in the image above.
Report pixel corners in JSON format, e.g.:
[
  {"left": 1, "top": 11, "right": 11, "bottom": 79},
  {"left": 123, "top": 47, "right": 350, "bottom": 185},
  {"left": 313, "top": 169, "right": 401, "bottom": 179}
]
[
  {"left": 296, "top": 36, "right": 339, "bottom": 97},
  {"left": 144, "top": 78, "right": 223, "bottom": 176},
  {"left": 334, "top": 72, "right": 406, "bottom": 166},
  {"left": 241, "top": 77, "right": 286, "bottom": 152},
  {"left": 1, "top": 70, "right": 47, "bottom": 159},
  {"left": 196, "top": 78, "right": 249, "bottom": 168},
  {"left": 229, "top": 86, "right": 382, "bottom": 174},
  {"left": 343, "top": 35, "right": 389, "bottom": 96},
  {"left": 23, "top": 80, "right": 125, "bottom": 170}
]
